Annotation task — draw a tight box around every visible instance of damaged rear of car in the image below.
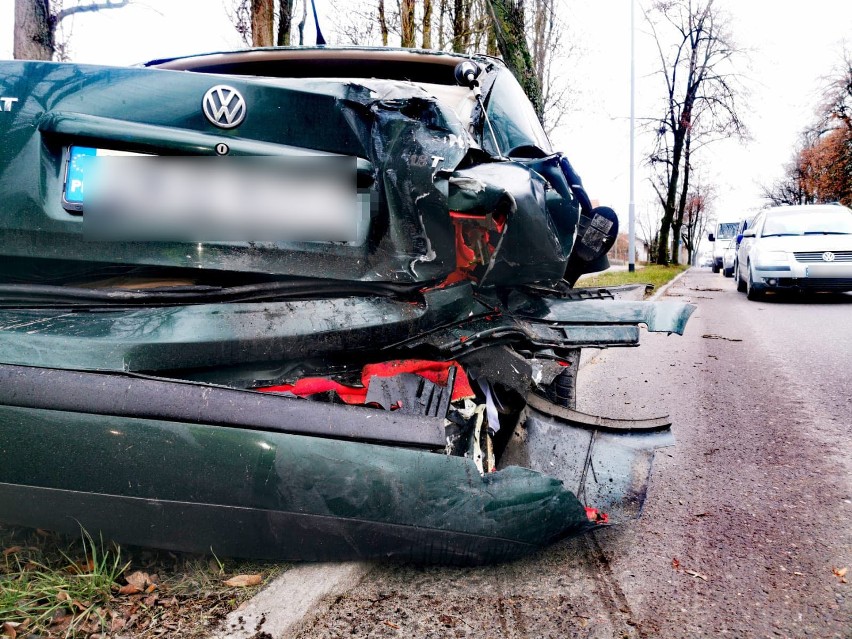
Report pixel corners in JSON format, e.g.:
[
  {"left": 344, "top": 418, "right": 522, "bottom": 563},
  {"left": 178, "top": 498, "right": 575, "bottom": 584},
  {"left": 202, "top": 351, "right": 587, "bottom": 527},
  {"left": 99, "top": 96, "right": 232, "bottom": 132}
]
[{"left": 0, "top": 48, "right": 693, "bottom": 564}]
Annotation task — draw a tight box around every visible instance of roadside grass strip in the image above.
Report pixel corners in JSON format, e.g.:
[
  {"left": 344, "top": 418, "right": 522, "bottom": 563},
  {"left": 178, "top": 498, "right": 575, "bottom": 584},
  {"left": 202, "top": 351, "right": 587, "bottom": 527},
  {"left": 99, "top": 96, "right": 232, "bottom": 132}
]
[
  {"left": 578, "top": 264, "right": 690, "bottom": 296},
  {"left": 0, "top": 525, "right": 285, "bottom": 638}
]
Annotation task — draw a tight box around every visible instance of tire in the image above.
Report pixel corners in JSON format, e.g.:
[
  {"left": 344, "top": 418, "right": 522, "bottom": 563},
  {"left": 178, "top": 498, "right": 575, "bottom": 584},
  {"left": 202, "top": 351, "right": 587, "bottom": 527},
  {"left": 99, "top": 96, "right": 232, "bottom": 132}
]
[
  {"left": 746, "top": 264, "right": 763, "bottom": 300},
  {"left": 723, "top": 266, "right": 733, "bottom": 278},
  {"left": 712, "top": 263, "right": 720, "bottom": 273},
  {"left": 736, "top": 262, "right": 746, "bottom": 292}
]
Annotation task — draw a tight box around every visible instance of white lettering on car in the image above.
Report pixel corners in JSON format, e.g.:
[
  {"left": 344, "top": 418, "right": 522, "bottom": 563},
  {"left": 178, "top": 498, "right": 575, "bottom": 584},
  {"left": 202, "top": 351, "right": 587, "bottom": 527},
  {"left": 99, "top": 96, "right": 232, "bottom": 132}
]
[{"left": 0, "top": 97, "right": 19, "bottom": 112}]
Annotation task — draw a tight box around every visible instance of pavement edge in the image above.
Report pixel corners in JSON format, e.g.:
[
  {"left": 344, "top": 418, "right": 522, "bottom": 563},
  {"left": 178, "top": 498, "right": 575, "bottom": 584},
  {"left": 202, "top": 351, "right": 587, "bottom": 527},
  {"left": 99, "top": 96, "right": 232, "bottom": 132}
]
[{"left": 211, "top": 561, "right": 372, "bottom": 639}]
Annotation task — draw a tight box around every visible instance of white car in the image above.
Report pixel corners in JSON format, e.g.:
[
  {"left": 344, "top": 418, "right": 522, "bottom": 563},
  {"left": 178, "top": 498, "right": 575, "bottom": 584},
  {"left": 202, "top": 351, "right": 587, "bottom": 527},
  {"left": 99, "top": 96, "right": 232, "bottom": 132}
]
[
  {"left": 736, "top": 204, "right": 852, "bottom": 299},
  {"left": 722, "top": 238, "right": 736, "bottom": 277}
]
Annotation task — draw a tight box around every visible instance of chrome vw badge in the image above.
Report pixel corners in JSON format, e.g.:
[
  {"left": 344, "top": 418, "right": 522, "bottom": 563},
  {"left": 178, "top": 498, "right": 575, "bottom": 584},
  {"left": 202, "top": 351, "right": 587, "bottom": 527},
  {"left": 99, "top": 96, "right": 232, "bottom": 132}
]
[
  {"left": 202, "top": 85, "right": 246, "bottom": 129},
  {"left": 822, "top": 251, "right": 836, "bottom": 262}
]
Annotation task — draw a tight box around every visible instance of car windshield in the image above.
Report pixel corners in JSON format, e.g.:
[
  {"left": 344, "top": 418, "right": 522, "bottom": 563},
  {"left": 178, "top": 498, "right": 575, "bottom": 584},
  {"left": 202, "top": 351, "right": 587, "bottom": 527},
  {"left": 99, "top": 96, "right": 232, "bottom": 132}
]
[
  {"left": 762, "top": 208, "right": 852, "bottom": 236},
  {"left": 717, "top": 223, "right": 738, "bottom": 239},
  {"left": 483, "top": 71, "right": 551, "bottom": 155}
]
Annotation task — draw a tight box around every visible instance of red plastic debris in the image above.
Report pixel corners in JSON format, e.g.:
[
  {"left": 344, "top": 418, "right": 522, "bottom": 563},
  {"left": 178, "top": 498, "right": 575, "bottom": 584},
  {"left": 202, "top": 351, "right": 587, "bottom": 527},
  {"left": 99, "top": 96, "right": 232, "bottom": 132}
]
[
  {"left": 256, "top": 359, "right": 476, "bottom": 404},
  {"left": 584, "top": 507, "right": 609, "bottom": 524}
]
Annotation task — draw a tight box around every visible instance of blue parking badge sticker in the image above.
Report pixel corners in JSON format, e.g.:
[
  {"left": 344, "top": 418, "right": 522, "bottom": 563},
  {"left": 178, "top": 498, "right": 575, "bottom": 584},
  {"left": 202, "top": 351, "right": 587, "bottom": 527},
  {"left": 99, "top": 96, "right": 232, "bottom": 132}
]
[{"left": 64, "top": 146, "right": 98, "bottom": 206}]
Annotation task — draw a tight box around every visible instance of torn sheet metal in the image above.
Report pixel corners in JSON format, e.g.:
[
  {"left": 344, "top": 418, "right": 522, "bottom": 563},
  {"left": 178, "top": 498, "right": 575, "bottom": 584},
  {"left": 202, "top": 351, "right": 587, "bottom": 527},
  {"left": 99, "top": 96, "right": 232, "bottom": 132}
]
[{"left": 501, "top": 393, "right": 675, "bottom": 523}]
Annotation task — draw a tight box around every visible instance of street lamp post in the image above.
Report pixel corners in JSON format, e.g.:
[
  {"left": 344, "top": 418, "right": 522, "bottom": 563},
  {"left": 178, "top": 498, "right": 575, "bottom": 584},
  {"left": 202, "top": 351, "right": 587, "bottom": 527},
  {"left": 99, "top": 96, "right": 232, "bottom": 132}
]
[{"left": 628, "top": 0, "right": 636, "bottom": 272}]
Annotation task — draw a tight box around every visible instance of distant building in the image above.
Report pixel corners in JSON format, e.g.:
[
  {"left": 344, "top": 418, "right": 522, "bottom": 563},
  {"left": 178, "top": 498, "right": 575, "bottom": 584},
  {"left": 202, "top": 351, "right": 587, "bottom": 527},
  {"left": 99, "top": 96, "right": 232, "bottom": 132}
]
[{"left": 609, "top": 233, "right": 649, "bottom": 264}]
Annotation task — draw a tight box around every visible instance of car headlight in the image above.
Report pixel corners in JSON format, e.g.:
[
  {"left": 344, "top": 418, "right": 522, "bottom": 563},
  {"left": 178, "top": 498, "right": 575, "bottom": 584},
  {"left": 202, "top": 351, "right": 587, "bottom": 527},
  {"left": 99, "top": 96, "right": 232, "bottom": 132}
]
[{"left": 755, "top": 251, "right": 789, "bottom": 269}]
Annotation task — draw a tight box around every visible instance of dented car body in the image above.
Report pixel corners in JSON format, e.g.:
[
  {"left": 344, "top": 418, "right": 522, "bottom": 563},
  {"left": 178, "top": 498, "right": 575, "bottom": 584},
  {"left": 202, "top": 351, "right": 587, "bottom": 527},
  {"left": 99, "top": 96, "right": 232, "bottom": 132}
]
[{"left": 0, "top": 48, "right": 693, "bottom": 564}]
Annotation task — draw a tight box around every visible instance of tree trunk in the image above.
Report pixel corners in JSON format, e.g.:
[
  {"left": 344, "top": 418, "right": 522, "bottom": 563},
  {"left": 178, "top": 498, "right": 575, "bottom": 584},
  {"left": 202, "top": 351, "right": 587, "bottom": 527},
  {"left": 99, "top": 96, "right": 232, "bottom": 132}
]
[
  {"left": 14, "top": 0, "right": 55, "bottom": 60},
  {"left": 378, "top": 0, "right": 389, "bottom": 46},
  {"left": 438, "top": 0, "right": 448, "bottom": 49},
  {"left": 486, "top": 0, "right": 544, "bottom": 120},
  {"left": 452, "top": 0, "right": 470, "bottom": 53},
  {"left": 277, "top": 0, "right": 293, "bottom": 45},
  {"left": 400, "top": 0, "right": 416, "bottom": 48},
  {"left": 297, "top": 0, "right": 307, "bottom": 45},
  {"left": 422, "top": 0, "right": 433, "bottom": 48},
  {"left": 251, "top": 0, "right": 274, "bottom": 46},
  {"left": 671, "top": 138, "right": 691, "bottom": 265}
]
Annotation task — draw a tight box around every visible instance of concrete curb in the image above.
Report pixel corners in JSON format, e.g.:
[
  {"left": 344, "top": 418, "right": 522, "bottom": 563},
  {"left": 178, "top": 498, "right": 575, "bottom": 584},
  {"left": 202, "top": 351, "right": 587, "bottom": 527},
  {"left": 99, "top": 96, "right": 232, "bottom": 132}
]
[
  {"left": 650, "top": 267, "right": 691, "bottom": 300},
  {"left": 211, "top": 562, "right": 372, "bottom": 639}
]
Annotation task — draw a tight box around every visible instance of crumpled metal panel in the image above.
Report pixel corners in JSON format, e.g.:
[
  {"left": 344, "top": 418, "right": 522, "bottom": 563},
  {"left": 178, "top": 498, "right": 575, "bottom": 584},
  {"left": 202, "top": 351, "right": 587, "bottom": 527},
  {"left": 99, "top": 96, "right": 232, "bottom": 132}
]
[
  {"left": 509, "top": 295, "right": 696, "bottom": 335},
  {"left": 500, "top": 395, "right": 675, "bottom": 523}
]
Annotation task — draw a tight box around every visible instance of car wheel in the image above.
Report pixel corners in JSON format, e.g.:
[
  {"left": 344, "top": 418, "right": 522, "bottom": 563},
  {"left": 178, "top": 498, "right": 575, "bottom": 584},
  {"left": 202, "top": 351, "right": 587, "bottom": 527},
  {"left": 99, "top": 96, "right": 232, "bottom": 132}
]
[
  {"left": 746, "top": 264, "right": 762, "bottom": 300},
  {"left": 712, "top": 262, "right": 720, "bottom": 273},
  {"left": 736, "top": 262, "right": 746, "bottom": 292},
  {"left": 723, "top": 266, "right": 733, "bottom": 278}
]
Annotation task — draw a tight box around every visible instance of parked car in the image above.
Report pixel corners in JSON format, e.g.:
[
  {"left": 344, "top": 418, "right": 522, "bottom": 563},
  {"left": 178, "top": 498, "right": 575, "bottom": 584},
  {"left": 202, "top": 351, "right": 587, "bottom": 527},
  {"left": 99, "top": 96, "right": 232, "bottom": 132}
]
[
  {"left": 736, "top": 204, "right": 852, "bottom": 300},
  {"left": 0, "top": 47, "right": 694, "bottom": 564},
  {"left": 708, "top": 220, "right": 740, "bottom": 273},
  {"left": 722, "top": 238, "right": 737, "bottom": 277},
  {"left": 730, "top": 216, "right": 754, "bottom": 282}
]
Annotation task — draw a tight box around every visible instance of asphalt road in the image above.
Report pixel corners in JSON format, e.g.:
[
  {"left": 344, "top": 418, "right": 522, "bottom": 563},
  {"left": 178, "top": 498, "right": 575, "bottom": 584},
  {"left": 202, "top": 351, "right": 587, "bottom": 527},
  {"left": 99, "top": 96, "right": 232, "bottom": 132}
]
[{"left": 293, "top": 268, "right": 851, "bottom": 639}]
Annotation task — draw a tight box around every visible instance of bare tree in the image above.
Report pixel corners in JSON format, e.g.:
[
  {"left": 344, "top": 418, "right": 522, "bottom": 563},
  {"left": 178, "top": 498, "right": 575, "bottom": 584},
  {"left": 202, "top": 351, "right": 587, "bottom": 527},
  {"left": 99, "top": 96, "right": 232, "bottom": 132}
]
[
  {"left": 278, "top": 0, "right": 294, "bottom": 45},
  {"left": 229, "top": 0, "right": 299, "bottom": 47},
  {"left": 321, "top": 0, "right": 572, "bottom": 128},
  {"left": 680, "top": 180, "right": 714, "bottom": 265},
  {"left": 400, "top": 0, "right": 416, "bottom": 47},
  {"left": 422, "top": 0, "right": 433, "bottom": 48},
  {"left": 251, "top": 0, "right": 274, "bottom": 46},
  {"left": 14, "top": 0, "right": 129, "bottom": 60},
  {"left": 637, "top": 204, "right": 662, "bottom": 262},
  {"left": 486, "top": 0, "right": 543, "bottom": 118},
  {"left": 646, "top": 0, "right": 746, "bottom": 264}
]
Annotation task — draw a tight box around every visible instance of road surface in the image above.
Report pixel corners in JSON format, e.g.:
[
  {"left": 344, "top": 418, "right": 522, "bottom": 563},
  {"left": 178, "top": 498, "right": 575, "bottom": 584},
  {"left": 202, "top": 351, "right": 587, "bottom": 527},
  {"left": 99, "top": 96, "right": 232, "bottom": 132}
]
[{"left": 292, "top": 268, "right": 851, "bottom": 639}]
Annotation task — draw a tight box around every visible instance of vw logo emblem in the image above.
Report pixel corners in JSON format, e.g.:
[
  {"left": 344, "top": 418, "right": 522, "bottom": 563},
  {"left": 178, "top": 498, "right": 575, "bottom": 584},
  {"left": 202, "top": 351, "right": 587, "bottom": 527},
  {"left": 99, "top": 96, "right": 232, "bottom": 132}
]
[
  {"left": 202, "top": 85, "right": 246, "bottom": 129},
  {"left": 822, "top": 251, "right": 835, "bottom": 262}
]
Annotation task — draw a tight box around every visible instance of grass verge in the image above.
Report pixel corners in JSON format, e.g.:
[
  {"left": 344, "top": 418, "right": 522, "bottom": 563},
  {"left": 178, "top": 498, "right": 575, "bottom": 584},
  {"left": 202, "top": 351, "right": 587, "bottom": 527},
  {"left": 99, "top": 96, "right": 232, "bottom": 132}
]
[
  {"left": 0, "top": 525, "right": 286, "bottom": 638},
  {"left": 577, "top": 264, "right": 689, "bottom": 295}
]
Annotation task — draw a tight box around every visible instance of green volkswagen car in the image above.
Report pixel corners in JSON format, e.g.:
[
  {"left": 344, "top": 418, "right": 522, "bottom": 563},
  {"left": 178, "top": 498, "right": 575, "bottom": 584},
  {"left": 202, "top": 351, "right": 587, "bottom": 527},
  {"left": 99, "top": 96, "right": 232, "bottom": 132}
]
[{"left": 0, "top": 47, "right": 693, "bottom": 564}]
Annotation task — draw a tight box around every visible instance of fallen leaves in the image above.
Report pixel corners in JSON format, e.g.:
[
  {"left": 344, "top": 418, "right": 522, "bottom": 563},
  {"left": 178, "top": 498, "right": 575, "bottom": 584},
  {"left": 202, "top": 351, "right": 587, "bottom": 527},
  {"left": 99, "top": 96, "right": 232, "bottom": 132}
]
[
  {"left": 223, "top": 574, "right": 263, "bottom": 588},
  {"left": 2, "top": 621, "right": 27, "bottom": 639},
  {"left": 833, "top": 566, "right": 848, "bottom": 584},
  {"left": 383, "top": 620, "right": 400, "bottom": 629}
]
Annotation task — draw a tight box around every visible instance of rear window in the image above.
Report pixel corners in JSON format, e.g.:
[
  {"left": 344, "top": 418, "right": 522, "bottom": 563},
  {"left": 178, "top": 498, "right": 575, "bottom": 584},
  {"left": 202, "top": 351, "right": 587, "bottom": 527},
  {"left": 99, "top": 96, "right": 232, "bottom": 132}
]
[
  {"left": 716, "top": 223, "right": 738, "bottom": 239},
  {"left": 483, "top": 71, "right": 551, "bottom": 155}
]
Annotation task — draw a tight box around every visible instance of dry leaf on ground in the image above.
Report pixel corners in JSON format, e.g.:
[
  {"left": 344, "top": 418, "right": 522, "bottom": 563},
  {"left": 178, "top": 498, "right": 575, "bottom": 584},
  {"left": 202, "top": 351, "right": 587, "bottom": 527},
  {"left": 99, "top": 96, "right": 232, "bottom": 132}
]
[
  {"left": 223, "top": 574, "right": 263, "bottom": 587},
  {"left": 125, "top": 570, "right": 157, "bottom": 590}
]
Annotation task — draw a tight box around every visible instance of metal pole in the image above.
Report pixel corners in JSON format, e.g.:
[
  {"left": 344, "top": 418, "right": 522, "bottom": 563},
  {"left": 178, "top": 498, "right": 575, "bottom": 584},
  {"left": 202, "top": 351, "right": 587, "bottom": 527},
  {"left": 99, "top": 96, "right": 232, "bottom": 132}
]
[{"left": 628, "top": 0, "right": 636, "bottom": 272}]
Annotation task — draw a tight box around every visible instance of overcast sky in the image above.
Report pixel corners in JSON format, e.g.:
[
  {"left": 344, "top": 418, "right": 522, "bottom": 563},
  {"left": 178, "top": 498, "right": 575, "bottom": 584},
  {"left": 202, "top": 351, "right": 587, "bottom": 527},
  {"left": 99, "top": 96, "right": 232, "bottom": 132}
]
[{"left": 2, "top": 0, "right": 850, "bottom": 241}]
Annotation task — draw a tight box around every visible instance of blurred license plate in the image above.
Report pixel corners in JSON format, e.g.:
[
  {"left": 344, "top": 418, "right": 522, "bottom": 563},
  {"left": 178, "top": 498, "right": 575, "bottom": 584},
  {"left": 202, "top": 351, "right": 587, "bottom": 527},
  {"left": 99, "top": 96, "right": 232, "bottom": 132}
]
[
  {"left": 62, "top": 146, "right": 147, "bottom": 212},
  {"left": 67, "top": 150, "right": 366, "bottom": 243}
]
